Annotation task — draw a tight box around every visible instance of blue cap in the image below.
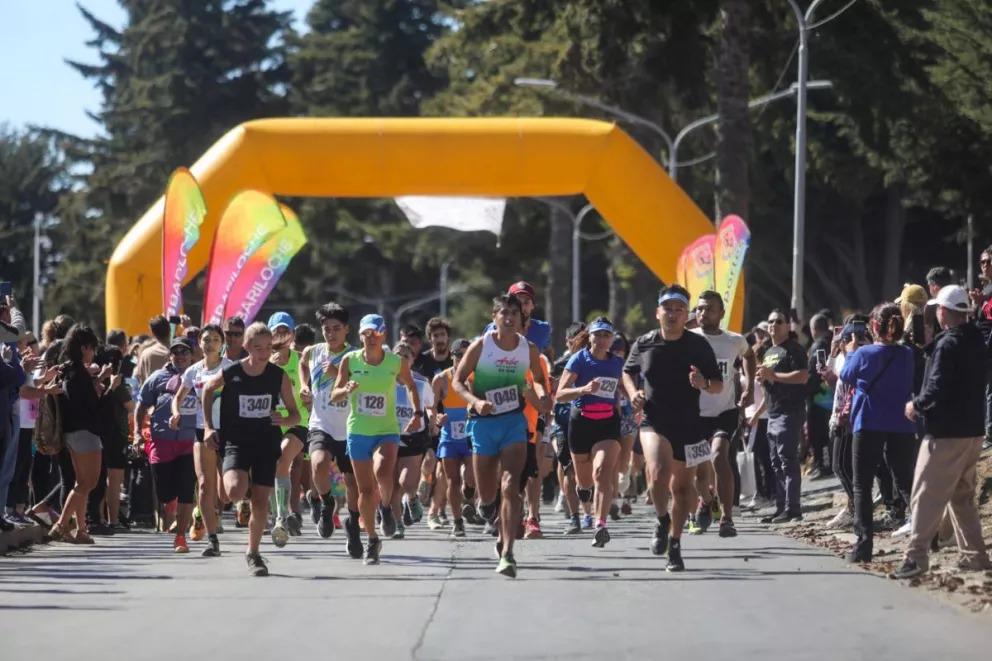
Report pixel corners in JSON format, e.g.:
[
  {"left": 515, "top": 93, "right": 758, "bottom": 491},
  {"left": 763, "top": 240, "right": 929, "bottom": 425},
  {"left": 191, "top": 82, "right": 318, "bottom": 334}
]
[
  {"left": 267, "top": 311, "right": 295, "bottom": 332},
  {"left": 359, "top": 314, "right": 386, "bottom": 334},
  {"left": 658, "top": 290, "right": 690, "bottom": 306},
  {"left": 588, "top": 319, "right": 615, "bottom": 335}
]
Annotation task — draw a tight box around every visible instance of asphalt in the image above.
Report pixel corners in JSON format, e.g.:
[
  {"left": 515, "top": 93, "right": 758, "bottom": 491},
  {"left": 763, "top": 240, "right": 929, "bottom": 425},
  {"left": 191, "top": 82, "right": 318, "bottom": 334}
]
[{"left": 1, "top": 502, "right": 990, "bottom": 661}]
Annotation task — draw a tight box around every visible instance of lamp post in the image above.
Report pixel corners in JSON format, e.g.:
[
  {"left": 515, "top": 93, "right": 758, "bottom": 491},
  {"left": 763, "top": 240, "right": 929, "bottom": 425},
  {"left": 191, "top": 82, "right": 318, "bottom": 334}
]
[
  {"left": 33, "top": 212, "right": 42, "bottom": 337},
  {"left": 439, "top": 259, "right": 453, "bottom": 317}
]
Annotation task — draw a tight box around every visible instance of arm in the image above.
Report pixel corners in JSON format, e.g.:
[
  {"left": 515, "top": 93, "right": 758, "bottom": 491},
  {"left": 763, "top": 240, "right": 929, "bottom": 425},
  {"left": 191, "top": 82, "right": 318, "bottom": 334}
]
[
  {"left": 527, "top": 342, "right": 550, "bottom": 412},
  {"left": 431, "top": 372, "right": 447, "bottom": 427},
  {"left": 748, "top": 385, "right": 769, "bottom": 426},
  {"left": 739, "top": 344, "right": 757, "bottom": 408},
  {"left": 272, "top": 373, "right": 300, "bottom": 427},
  {"left": 556, "top": 369, "right": 595, "bottom": 403},
  {"left": 200, "top": 372, "right": 224, "bottom": 450},
  {"left": 452, "top": 339, "right": 492, "bottom": 415},
  {"left": 396, "top": 361, "right": 422, "bottom": 434},
  {"left": 298, "top": 345, "right": 313, "bottom": 406},
  {"left": 912, "top": 342, "right": 951, "bottom": 414},
  {"left": 330, "top": 355, "right": 357, "bottom": 403}
]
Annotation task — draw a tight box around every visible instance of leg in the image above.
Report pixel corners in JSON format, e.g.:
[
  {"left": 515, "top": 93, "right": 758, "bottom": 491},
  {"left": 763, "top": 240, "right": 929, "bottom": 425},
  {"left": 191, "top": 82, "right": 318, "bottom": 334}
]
[
  {"left": 443, "top": 457, "right": 464, "bottom": 519},
  {"left": 106, "top": 468, "right": 124, "bottom": 525},
  {"left": 640, "top": 430, "right": 673, "bottom": 518},
  {"left": 767, "top": 417, "right": 787, "bottom": 514},
  {"left": 711, "top": 435, "right": 735, "bottom": 522},
  {"left": 56, "top": 449, "right": 101, "bottom": 534},
  {"left": 373, "top": 442, "right": 399, "bottom": 510},
  {"left": 944, "top": 438, "right": 989, "bottom": 567},
  {"left": 310, "top": 449, "right": 335, "bottom": 503},
  {"left": 851, "top": 431, "right": 884, "bottom": 560},
  {"left": 753, "top": 419, "right": 775, "bottom": 500},
  {"left": 248, "top": 485, "right": 272, "bottom": 554},
  {"left": 591, "top": 440, "right": 619, "bottom": 524},
  {"left": 274, "top": 434, "right": 303, "bottom": 520},
  {"left": 905, "top": 438, "right": 960, "bottom": 568},
  {"left": 498, "top": 442, "right": 527, "bottom": 557},
  {"left": 194, "top": 443, "right": 219, "bottom": 534},
  {"left": 669, "top": 459, "right": 696, "bottom": 540}
]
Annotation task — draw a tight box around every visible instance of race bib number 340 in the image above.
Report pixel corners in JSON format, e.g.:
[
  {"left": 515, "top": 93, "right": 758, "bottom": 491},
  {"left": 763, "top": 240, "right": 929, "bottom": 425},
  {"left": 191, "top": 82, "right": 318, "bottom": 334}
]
[
  {"left": 684, "top": 439, "right": 715, "bottom": 468},
  {"left": 358, "top": 393, "right": 387, "bottom": 417},
  {"left": 485, "top": 386, "right": 519, "bottom": 415},
  {"left": 239, "top": 394, "right": 272, "bottom": 419}
]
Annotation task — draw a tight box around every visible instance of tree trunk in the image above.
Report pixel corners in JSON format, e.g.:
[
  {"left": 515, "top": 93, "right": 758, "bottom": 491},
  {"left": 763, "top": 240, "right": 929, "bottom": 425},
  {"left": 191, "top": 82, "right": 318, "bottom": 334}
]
[
  {"left": 714, "top": 0, "right": 752, "bottom": 222},
  {"left": 547, "top": 203, "right": 572, "bottom": 352}
]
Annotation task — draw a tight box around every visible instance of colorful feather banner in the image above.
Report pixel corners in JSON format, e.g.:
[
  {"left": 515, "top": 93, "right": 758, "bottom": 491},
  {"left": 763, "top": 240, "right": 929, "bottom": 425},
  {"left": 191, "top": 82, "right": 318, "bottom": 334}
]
[
  {"left": 162, "top": 168, "right": 207, "bottom": 317},
  {"left": 713, "top": 215, "right": 751, "bottom": 330},
  {"left": 683, "top": 234, "right": 717, "bottom": 302}
]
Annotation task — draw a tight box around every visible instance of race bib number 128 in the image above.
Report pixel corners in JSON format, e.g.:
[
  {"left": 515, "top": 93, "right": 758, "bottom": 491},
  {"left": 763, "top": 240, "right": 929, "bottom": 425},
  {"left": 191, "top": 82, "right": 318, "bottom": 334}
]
[{"left": 358, "top": 393, "right": 387, "bottom": 417}]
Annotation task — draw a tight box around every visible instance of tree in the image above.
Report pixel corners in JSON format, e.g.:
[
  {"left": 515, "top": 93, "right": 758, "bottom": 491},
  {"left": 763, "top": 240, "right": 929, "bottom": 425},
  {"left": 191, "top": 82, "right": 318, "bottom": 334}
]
[{"left": 714, "top": 0, "right": 751, "bottom": 221}]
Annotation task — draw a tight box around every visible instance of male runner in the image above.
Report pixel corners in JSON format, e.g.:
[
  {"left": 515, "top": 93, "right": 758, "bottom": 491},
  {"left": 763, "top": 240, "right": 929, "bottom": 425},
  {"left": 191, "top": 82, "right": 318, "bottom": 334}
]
[
  {"left": 622, "top": 285, "right": 722, "bottom": 572},
  {"left": 222, "top": 316, "right": 251, "bottom": 527},
  {"left": 454, "top": 294, "right": 549, "bottom": 577},
  {"left": 391, "top": 341, "right": 436, "bottom": 538},
  {"left": 413, "top": 317, "right": 454, "bottom": 523},
  {"left": 691, "top": 291, "right": 755, "bottom": 537},
  {"left": 299, "top": 303, "right": 361, "bottom": 555},
  {"left": 202, "top": 322, "right": 300, "bottom": 576},
  {"left": 432, "top": 339, "right": 477, "bottom": 537},
  {"left": 485, "top": 282, "right": 552, "bottom": 356}
]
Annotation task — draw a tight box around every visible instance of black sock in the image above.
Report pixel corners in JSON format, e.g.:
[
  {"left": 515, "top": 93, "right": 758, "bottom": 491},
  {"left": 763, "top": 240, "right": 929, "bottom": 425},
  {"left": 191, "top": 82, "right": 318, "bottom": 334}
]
[
  {"left": 348, "top": 509, "right": 360, "bottom": 523},
  {"left": 321, "top": 491, "right": 334, "bottom": 507},
  {"left": 463, "top": 486, "right": 476, "bottom": 501}
]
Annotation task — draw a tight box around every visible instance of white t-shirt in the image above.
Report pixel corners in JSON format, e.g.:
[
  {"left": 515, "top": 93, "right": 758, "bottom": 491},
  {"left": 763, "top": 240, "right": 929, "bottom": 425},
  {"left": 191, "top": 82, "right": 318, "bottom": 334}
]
[
  {"left": 396, "top": 374, "right": 435, "bottom": 434},
  {"left": 308, "top": 343, "right": 353, "bottom": 440},
  {"left": 18, "top": 371, "right": 38, "bottom": 430},
  {"left": 692, "top": 328, "right": 749, "bottom": 417},
  {"left": 181, "top": 358, "right": 234, "bottom": 429}
]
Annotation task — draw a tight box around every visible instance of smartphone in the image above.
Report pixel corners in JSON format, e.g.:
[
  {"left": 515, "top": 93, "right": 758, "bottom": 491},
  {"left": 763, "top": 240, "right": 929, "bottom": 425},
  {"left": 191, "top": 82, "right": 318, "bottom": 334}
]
[
  {"left": 815, "top": 349, "right": 827, "bottom": 368},
  {"left": 168, "top": 315, "right": 182, "bottom": 325},
  {"left": 0, "top": 281, "right": 11, "bottom": 298},
  {"left": 911, "top": 314, "right": 925, "bottom": 346},
  {"left": 832, "top": 326, "right": 843, "bottom": 340}
]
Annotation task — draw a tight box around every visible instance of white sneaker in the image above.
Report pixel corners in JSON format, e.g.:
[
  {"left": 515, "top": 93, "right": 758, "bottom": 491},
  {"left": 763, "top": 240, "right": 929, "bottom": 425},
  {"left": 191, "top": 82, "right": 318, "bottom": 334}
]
[
  {"left": 891, "top": 518, "right": 912, "bottom": 538},
  {"left": 427, "top": 513, "right": 443, "bottom": 530},
  {"left": 554, "top": 492, "right": 565, "bottom": 513},
  {"left": 826, "top": 508, "right": 854, "bottom": 530},
  {"left": 271, "top": 518, "right": 289, "bottom": 548}
]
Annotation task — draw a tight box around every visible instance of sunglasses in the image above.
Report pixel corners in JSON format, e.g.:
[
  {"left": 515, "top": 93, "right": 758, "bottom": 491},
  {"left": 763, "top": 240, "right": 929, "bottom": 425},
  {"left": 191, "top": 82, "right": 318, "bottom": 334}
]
[
  {"left": 768, "top": 318, "right": 786, "bottom": 325},
  {"left": 982, "top": 259, "right": 991, "bottom": 266},
  {"left": 224, "top": 330, "right": 243, "bottom": 338}
]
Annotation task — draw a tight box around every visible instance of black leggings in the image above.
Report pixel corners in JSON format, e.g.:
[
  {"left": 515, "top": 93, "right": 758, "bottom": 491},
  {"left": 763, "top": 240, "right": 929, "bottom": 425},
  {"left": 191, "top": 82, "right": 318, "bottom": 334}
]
[
  {"left": 750, "top": 419, "right": 775, "bottom": 500},
  {"left": 851, "top": 430, "right": 917, "bottom": 559},
  {"left": 7, "top": 429, "right": 33, "bottom": 507},
  {"left": 831, "top": 426, "right": 854, "bottom": 504}
]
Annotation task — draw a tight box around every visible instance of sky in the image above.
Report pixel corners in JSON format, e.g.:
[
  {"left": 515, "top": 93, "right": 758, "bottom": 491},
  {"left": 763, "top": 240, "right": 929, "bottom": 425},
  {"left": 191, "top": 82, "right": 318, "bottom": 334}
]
[{"left": 0, "top": 0, "right": 315, "bottom": 138}]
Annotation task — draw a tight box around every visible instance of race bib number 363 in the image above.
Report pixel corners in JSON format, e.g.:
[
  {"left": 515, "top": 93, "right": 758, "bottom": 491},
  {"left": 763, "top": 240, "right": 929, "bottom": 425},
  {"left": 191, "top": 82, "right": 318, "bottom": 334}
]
[
  {"left": 239, "top": 394, "right": 272, "bottom": 419},
  {"left": 358, "top": 393, "right": 387, "bottom": 417},
  {"left": 684, "top": 439, "right": 715, "bottom": 468},
  {"left": 485, "top": 386, "right": 519, "bottom": 415}
]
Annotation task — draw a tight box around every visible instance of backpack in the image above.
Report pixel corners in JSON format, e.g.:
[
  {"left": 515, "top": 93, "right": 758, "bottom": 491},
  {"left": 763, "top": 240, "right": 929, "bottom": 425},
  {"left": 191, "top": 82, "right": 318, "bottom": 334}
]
[{"left": 33, "top": 393, "right": 65, "bottom": 456}]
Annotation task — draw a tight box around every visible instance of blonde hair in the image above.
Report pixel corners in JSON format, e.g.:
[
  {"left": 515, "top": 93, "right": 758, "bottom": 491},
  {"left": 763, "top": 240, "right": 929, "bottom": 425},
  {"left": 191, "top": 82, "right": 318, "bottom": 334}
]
[{"left": 244, "top": 321, "right": 272, "bottom": 345}]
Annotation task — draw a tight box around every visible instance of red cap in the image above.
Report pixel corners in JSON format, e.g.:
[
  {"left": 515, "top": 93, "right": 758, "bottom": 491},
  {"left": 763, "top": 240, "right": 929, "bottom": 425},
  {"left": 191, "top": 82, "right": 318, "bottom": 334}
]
[{"left": 507, "top": 281, "right": 536, "bottom": 299}]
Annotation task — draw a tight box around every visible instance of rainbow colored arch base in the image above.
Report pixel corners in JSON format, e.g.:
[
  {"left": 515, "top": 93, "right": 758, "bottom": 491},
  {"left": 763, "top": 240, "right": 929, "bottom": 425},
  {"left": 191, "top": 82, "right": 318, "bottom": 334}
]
[{"left": 106, "top": 117, "right": 732, "bottom": 334}]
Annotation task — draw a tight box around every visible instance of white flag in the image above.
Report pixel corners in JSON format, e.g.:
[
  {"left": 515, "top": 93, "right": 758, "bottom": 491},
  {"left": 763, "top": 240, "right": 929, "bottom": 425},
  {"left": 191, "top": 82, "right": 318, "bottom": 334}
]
[{"left": 395, "top": 196, "right": 506, "bottom": 237}]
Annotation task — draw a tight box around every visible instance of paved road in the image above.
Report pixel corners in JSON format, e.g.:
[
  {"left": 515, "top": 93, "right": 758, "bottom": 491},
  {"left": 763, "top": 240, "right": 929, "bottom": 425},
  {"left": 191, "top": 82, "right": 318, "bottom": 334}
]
[{"left": 2, "top": 504, "right": 990, "bottom": 660}]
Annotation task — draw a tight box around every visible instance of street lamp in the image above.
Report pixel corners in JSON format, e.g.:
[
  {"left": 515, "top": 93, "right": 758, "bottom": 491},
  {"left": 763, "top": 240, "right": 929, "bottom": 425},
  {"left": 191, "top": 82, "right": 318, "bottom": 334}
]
[{"left": 33, "top": 212, "right": 42, "bottom": 337}]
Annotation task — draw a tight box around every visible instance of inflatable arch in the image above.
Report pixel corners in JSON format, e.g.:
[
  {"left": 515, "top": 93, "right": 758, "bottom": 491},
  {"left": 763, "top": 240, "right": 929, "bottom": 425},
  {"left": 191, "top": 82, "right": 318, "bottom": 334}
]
[{"left": 106, "top": 117, "right": 723, "bottom": 334}]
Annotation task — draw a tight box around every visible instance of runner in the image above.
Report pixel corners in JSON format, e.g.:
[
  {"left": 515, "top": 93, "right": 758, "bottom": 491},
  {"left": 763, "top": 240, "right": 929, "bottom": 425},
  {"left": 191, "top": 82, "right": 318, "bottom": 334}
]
[
  {"left": 622, "top": 284, "right": 723, "bottom": 571},
  {"left": 611, "top": 333, "right": 638, "bottom": 516},
  {"left": 202, "top": 322, "right": 300, "bottom": 577},
  {"left": 521, "top": 344, "right": 553, "bottom": 539},
  {"left": 484, "top": 282, "right": 552, "bottom": 356},
  {"left": 691, "top": 291, "right": 755, "bottom": 538},
  {"left": 299, "top": 303, "right": 360, "bottom": 555},
  {"left": 136, "top": 337, "right": 198, "bottom": 553},
  {"left": 267, "top": 312, "right": 310, "bottom": 547},
  {"left": 555, "top": 317, "right": 625, "bottom": 548},
  {"left": 331, "top": 314, "right": 422, "bottom": 565},
  {"left": 453, "top": 294, "right": 550, "bottom": 577},
  {"left": 289, "top": 324, "right": 316, "bottom": 526},
  {"left": 170, "top": 324, "right": 232, "bottom": 557},
  {"left": 222, "top": 316, "right": 251, "bottom": 527},
  {"left": 551, "top": 322, "right": 589, "bottom": 534},
  {"left": 413, "top": 317, "right": 454, "bottom": 526},
  {"left": 390, "top": 341, "right": 436, "bottom": 538},
  {"left": 432, "top": 339, "right": 477, "bottom": 538}
]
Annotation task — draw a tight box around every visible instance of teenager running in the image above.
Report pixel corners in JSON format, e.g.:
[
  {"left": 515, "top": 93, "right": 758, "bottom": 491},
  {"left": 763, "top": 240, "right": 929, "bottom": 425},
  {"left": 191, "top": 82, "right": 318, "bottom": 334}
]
[
  {"left": 171, "top": 324, "right": 232, "bottom": 556},
  {"left": 299, "top": 303, "right": 360, "bottom": 554},
  {"left": 433, "top": 339, "right": 475, "bottom": 538},
  {"left": 202, "top": 322, "right": 300, "bottom": 577},
  {"left": 267, "top": 312, "right": 310, "bottom": 547},
  {"left": 331, "top": 314, "right": 421, "bottom": 565},
  {"left": 691, "top": 291, "right": 755, "bottom": 538},
  {"left": 454, "top": 294, "right": 549, "bottom": 577},
  {"left": 390, "top": 342, "right": 436, "bottom": 538},
  {"left": 556, "top": 317, "right": 625, "bottom": 547},
  {"left": 622, "top": 285, "right": 723, "bottom": 571}
]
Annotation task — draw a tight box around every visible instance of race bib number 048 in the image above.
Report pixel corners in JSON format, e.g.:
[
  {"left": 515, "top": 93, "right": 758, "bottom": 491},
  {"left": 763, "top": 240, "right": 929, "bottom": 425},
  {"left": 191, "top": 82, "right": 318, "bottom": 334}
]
[
  {"left": 485, "top": 386, "right": 519, "bottom": 415},
  {"left": 358, "top": 393, "right": 387, "bottom": 417},
  {"left": 239, "top": 394, "right": 272, "bottom": 419},
  {"left": 684, "top": 439, "right": 715, "bottom": 468}
]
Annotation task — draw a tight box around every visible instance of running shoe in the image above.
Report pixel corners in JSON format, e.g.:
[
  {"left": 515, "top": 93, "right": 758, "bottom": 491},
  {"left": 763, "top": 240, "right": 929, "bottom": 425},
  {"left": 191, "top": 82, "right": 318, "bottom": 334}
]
[
  {"left": 621, "top": 500, "right": 632, "bottom": 516},
  {"left": 582, "top": 514, "right": 594, "bottom": 529},
  {"left": 687, "top": 518, "right": 703, "bottom": 535},
  {"left": 451, "top": 518, "right": 466, "bottom": 538},
  {"left": 827, "top": 508, "right": 855, "bottom": 530},
  {"left": 364, "top": 536, "right": 382, "bottom": 565},
  {"left": 760, "top": 510, "right": 784, "bottom": 524},
  {"left": 174, "top": 534, "right": 189, "bottom": 554},
  {"left": 402, "top": 499, "right": 414, "bottom": 527},
  {"left": 410, "top": 497, "right": 424, "bottom": 523},
  {"left": 236, "top": 501, "right": 251, "bottom": 528},
  {"left": 307, "top": 490, "right": 322, "bottom": 526},
  {"left": 523, "top": 517, "right": 543, "bottom": 539},
  {"left": 393, "top": 522, "right": 406, "bottom": 539},
  {"left": 592, "top": 526, "right": 611, "bottom": 548},
  {"left": 461, "top": 502, "right": 485, "bottom": 526},
  {"left": 201, "top": 536, "right": 221, "bottom": 557},
  {"left": 564, "top": 515, "right": 581, "bottom": 535},
  {"left": 318, "top": 501, "right": 335, "bottom": 539},
  {"left": 427, "top": 513, "right": 444, "bottom": 530},
  {"left": 439, "top": 510, "right": 449, "bottom": 525},
  {"left": 718, "top": 520, "right": 737, "bottom": 538},
  {"left": 379, "top": 505, "right": 397, "bottom": 538},
  {"left": 889, "top": 559, "right": 924, "bottom": 579},
  {"left": 554, "top": 492, "right": 565, "bottom": 513},
  {"left": 271, "top": 518, "right": 289, "bottom": 548},
  {"left": 609, "top": 503, "right": 621, "bottom": 521},
  {"left": 495, "top": 553, "right": 517, "bottom": 578},
  {"left": 287, "top": 512, "right": 303, "bottom": 536},
  {"left": 891, "top": 517, "right": 913, "bottom": 538},
  {"left": 417, "top": 479, "right": 432, "bottom": 506},
  {"left": 246, "top": 551, "right": 268, "bottom": 577},
  {"left": 651, "top": 515, "right": 671, "bottom": 556},
  {"left": 666, "top": 538, "right": 685, "bottom": 572},
  {"left": 345, "top": 514, "right": 363, "bottom": 559},
  {"left": 482, "top": 519, "right": 497, "bottom": 536},
  {"left": 190, "top": 508, "right": 205, "bottom": 541},
  {"left": 695, "top": 503, "right": 712, "bottom": 533}
]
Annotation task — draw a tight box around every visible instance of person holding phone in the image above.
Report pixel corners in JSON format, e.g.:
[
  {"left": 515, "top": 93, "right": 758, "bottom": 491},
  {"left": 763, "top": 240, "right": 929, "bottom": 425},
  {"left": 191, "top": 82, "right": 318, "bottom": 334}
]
[{"left": 806, "top": 312, "right": 835, "bottom": 479}]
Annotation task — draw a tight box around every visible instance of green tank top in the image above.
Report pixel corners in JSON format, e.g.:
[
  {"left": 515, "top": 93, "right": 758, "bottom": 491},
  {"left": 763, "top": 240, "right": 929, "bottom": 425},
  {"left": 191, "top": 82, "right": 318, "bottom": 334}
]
[
  {"left": 277, "top": 350, "right": 309, "bottom": 430},
  {"left": 346, "top": 349, "right": 401, "bottom": 436}
]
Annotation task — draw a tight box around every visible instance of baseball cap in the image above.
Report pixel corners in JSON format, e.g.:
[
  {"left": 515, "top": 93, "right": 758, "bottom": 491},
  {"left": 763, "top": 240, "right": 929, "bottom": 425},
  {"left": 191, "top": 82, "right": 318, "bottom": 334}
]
[
  {"left": 267, "top": 311, "right": 295, "bottom": 332},
  {"left": 359, "top": 313, "right": 386, "bottom": 334},
  {"left": 588, "top": 319, "right": 615, "bottom": 335},
  {"left": 894, "top": 283, "right": 927, "bottom": 309},
  {"left": 929, "top": 284, "right": 972, "bottom": 313},
  {"left": 169, "top": 337, "right": 194, "bottom": 353},
  {"left": 507, "top": 281, "right": 536, "bottom": 299}
]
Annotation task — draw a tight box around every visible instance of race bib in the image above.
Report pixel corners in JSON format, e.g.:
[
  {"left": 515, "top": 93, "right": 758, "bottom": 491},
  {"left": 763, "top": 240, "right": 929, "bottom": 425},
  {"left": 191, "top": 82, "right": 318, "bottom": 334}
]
[
  {"left": 396, "top": 406, "right": 415, "bottom": 425},
  {"left": 358, "top": 393, "right": 387, "bottom": 417},
  {"left": 716, "top": 359, "right": 730, "bottom": 379},
  {"left": 450, "top": 420, "right": 467, "bottom": 440},
  {"left": 596, "top": 377, "right": 619, "bottom": 398},
  {"left": 178, "top": 394, "right": 198, "bottom": 415},
  {"left": 684, "top": 439, "right": 715, "bottom": 468},
  {"left": 239, "top": 394, "right": 272, "bottom": 419},
  {"left": 485, "top": 385, "right": 519, "bottom": 415}
]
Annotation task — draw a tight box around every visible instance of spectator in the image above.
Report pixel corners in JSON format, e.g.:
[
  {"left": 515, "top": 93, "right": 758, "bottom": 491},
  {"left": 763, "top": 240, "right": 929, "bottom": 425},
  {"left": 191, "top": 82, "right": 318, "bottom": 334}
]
[
  {"left": 223, "top": 316, "right": 247, "bottom": 361},
  {"left": 756, "top": 308, "right": 812, "bottom": 523},
  {"left": 840, "top": 304, "right": 916, "bottom": 562},
  {"left": 744, "top": 334, "right": 775, "bottom": 511},
  {"left": 893, "top": 285, "right": 991, "bottom": 578},
  {"left": 807, "top": 312, "right": 834, "bottom": 478},
  {"left": 135, "top": 315, "right": 172, "bottom": 385},
  {"left": 925, "top": 267, "right": 953, "bottom": 297}
]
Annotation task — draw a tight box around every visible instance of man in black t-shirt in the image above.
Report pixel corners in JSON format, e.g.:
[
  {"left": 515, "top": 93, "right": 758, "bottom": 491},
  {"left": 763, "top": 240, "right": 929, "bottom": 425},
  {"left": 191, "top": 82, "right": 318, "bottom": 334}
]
[
  {"left": 622, "top": 285, "right": 722, "bottom": 572},
  {"left": 413, "top": 317, "right": 453, "bottom": 380},
  {"left": 756, "top": 308, "right": 811, "bottom": 523}
]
